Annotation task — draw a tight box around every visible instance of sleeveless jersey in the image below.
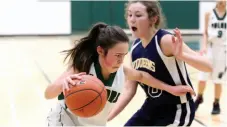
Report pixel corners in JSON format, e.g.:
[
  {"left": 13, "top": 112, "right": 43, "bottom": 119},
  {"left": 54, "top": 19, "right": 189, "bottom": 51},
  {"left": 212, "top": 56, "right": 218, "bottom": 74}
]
[
  {"left": 58, "top": 61, "right": 125, "bottom": 126},
  {"left": 131, "top": 29, "right": 194, "bottom": 105},
  {"left": 207, "top": 8, "right": 227, "bottom": 45}
]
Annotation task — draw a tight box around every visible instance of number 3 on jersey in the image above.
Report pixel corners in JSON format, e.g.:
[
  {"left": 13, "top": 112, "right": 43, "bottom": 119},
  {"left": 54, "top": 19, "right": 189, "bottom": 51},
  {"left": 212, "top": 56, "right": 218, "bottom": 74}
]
[{"left": 218, "top": 30, "right": 222, "bottom": 38}]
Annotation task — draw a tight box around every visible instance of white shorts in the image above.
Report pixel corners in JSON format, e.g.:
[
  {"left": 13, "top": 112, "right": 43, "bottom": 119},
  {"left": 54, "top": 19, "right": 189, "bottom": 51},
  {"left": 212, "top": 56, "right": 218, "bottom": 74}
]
[
  {"left": 199, "top": 43, "right": 227, "bottom": 84},
  {"left": 46, "top": 100, "right": 80, "bottom": 127},
  {"left": 46, "top": 100, "right": 109, "bottom": 127}
]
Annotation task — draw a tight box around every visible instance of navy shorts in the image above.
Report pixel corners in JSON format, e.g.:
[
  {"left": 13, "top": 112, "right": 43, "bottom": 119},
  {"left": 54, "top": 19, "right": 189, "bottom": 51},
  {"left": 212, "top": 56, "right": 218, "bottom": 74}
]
[{"left": 125, "top": 99, "right": 195, "bottom": 126}]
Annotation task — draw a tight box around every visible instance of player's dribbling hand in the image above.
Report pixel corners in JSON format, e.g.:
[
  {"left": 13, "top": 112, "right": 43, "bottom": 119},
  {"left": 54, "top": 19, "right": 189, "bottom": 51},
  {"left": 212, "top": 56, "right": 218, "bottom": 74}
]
[
  {"left": 169, "top": 85, "right": 196, "bottom": 97},
  {"left": 172, "top": 28, "right": 183, "bottom": 59},
  {"left": 62, "top": 72, "right": 86, "bottom": 91}
]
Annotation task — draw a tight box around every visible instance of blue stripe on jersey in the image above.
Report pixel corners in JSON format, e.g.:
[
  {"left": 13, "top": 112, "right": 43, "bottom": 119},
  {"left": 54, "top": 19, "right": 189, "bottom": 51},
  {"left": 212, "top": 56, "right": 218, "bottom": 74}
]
[
  {"left": 156, "top": 29, "right": 172, "bottom": 43},
  {"left": 184, "top": 62, "right": 193, "bottom": 89},
  {"left": 131, "top": 29, "right": 194, "bottom": 104}
]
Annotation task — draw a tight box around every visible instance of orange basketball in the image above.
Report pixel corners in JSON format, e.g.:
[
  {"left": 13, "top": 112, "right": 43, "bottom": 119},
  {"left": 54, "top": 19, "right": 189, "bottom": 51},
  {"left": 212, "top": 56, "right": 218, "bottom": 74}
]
[{"left": 64, "top": 75, "right": 107, "bottom": 118}]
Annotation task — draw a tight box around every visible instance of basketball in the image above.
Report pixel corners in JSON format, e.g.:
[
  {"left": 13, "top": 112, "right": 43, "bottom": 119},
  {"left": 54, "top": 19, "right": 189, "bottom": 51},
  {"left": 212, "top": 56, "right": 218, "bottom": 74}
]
[{"left": 64, "top": 74, "right": 107, "bottom": 118}]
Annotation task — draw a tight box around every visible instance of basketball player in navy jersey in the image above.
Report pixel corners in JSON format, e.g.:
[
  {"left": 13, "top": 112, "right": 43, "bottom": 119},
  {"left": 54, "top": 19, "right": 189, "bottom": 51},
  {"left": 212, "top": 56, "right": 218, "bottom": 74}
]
[{"left": 108, "top": 1, "right": 213, "bottom": 126}]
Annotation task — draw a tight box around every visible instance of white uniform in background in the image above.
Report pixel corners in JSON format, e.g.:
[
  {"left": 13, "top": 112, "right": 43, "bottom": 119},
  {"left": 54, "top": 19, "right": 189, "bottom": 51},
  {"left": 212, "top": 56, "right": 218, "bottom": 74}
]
[{"left": 199, "top": 8, "right": 227, "bottom": 84}]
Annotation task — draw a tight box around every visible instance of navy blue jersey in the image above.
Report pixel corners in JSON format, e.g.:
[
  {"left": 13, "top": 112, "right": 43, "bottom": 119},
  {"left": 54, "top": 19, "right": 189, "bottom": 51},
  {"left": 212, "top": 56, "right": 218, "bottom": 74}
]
[{"left": 131, "top": 29, "right": 194, "bottom": 105}]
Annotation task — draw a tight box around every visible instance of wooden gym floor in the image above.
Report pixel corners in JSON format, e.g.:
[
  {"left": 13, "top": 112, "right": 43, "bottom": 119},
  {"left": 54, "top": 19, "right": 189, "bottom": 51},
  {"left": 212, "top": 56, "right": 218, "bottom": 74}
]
[{"left": 0, "top": 35, "right": 226, "bottom": 127}]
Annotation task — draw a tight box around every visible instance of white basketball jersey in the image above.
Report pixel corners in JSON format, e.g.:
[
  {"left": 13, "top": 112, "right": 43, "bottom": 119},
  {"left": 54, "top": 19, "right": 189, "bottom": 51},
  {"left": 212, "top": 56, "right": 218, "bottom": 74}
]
[
  {"left": 207, "top": 9, "right": 227, "bottom": 45},
  {"left": 76, "top": 63, "right": 125, "bottom": 126}
]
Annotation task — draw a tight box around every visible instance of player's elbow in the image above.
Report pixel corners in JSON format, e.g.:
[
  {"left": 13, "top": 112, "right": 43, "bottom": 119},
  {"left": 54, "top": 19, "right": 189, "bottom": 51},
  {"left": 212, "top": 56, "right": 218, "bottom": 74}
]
[
  {"left": 136, "top": 71, "right": 144, "bottom": 83},
  {"left": 207, "top": 64, "right": 213, "bottom": 72},
  {"left": 44, "top": 90, "right": 52, "bottom": 100},
  {"left": 44, "top": 87, "right": 57, "bottom": 100},
  {"left": 207, "top": 60, "right": 213, "bottom": 72},
  {"left": 203, "top": 63, "right": 213, "bottom": 72},
  {"left": 128, "top": 70, "right": 144, "bottom": 83},
  {"left": 44, "top": 92, "right": 58, "bottom": 100}
]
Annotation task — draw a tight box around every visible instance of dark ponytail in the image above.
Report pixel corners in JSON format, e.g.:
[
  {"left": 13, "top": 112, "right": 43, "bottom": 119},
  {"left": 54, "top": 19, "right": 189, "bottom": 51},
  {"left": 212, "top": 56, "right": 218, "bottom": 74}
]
[
  {"left": 62, "top": 22, "right": 129, "bottom": 74},
  {"left": 62, "top": 22, "right": 107, "bottom": 73}
]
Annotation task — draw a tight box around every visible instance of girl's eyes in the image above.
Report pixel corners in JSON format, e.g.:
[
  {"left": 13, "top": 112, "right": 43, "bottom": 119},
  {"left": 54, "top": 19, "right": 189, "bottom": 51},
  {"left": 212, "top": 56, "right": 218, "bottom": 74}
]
[
  {"left": 116, "top": 54, "right": 121, "bottom": 58},
  {"left": 128, "top": 14, "right": 142, "bottom": 17}
]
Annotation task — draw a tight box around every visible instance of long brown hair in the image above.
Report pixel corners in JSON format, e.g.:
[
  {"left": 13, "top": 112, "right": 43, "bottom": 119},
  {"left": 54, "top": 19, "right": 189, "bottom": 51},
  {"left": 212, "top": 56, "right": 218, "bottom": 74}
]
[{"left": 62, "top": 22, "right": 129, "bottom": 73}]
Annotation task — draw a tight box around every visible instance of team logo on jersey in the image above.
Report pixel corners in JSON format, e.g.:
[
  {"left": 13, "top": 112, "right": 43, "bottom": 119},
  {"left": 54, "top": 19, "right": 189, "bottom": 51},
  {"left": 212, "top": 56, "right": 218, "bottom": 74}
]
[
  {"left": 106, "top": 89, "right": 121, "bottom": 103},
  {"left": 211, "top": 22, "right": 226, "bottom": 29},
  {"left": 132, "top": 58, "right": 155, "bottom": 72}
]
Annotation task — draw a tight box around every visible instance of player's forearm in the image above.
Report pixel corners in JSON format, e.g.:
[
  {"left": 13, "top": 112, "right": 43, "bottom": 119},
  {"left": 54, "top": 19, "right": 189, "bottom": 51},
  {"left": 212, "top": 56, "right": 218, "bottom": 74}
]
[
  {"left": 139, "top": 71, "right": 172, "bottom": 92},
  {"left": 179, "top": 52, "right": 212, "bottom": 72},
  {"left": 108, "top": 88, "right": 136, "bottom": 121},
  {"left": 202, "top": 33, "right": 208, "bottom": 49},
  {"left": 44, "top": 83, "right": 63, "bottom": 99},
  {"left": 45, "top": 68, "right": 74, "bottom": 99}
]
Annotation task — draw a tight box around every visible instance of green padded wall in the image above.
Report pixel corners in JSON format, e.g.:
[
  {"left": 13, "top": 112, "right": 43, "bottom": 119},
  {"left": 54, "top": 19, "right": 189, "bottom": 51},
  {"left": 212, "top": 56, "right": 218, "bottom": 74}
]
[
  {"left": 109, "top": 1, "right": 127, "bottom": 28},
  {"left": 91, "top": 2, "right": 112, "bottom": 25},
  {"left": 160, "top": 1, "right": 199, "bottom": 29},
  {"left": 71, "top": 1, "right": 199, "bottom": 31},
  {"left": 71, "top": 1, "right": 92, "bottom": 31},
  {"left": 71, "top": 1, "right": 127, "bottom": 31}
]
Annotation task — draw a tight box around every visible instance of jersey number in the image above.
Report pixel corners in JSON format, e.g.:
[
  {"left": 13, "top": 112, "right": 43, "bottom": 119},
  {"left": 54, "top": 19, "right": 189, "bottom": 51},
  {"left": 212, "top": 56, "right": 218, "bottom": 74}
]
[
  {"left": 148, "top": 87, "right": 162, "bottom": 98},
  {"left": 141, "top": 83, "right": 162, "bottom": 98},
  {"left": 218, "top": 31, "right": 222, "bottom": 38}
]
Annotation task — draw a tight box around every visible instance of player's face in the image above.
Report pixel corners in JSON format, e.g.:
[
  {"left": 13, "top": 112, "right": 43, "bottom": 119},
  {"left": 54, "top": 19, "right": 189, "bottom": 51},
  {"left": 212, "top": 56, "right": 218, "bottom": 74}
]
[
  {"left": 127, "top": 2, "right": 151, "bottom": 38},
  {"left": 217, "top": 1, "right": 226, "bottom": 8},
  {"left": 102, "top": 42, "right": 128, "bottom": 73}
]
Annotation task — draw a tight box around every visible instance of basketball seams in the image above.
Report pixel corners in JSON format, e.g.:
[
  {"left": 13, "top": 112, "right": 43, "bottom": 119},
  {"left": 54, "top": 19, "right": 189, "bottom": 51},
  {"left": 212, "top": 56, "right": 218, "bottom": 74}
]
[
  {"left": 85, "top": 75, "right": 105, "bottom": 89},
  {"left": 69, "top": 90, "right": 100, "bottom": 111},
  {"left": 65, "top": 75, "right": 107, "bottom": 117},
  {"left": 65, "top": 89, "right": 99, "bottom": 110},
  {"left": 65, "top": 88, "right": 99, "bottom": 98},
  {"left": 83, "top": 76, "right": 106, "bottom": 115},
  {"left": 84, "top": 75, "right": 106, "bottom": 99}
]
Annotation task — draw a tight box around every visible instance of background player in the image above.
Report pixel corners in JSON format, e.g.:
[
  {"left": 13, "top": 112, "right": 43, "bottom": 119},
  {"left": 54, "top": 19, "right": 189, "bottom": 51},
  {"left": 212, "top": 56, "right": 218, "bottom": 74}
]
[
  {"left": 107, "top": 1, "right": 213, "bottom": 126},
  {"left": 44, "top": 22, "right": 194, "bottom": 126},
  {"left": 195, "top": 0, "right": 226, "bottom": 115}
]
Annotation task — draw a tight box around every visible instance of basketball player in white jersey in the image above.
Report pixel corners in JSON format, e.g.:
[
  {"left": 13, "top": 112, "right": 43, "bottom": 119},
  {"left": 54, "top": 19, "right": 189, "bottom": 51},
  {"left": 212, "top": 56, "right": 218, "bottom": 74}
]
[
  {"left": 44, "top": 22, "right": 194, "bottom": 126},
  {"left": 195, "top": 0, "right": 226, "bottom": 115}
]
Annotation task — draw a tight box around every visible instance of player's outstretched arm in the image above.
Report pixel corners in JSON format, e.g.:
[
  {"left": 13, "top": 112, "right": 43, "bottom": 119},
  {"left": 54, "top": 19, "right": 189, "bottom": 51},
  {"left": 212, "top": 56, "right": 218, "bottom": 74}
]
[
  {"left": 108, "top": 80, "right": 138, "bottom": 122},
  {"left": 160, "top": 28, "right": 213, "bottom": 72},
  {"left": 123, "top": 66, "right": 196, "bottom": 97}
]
